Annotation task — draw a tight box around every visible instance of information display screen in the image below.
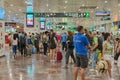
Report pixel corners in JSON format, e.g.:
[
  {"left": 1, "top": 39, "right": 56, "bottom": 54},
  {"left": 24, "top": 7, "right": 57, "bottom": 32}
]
[
  {"left": 27, "top": 6, "right": 33, "bottom": 12},
  {"left": 26, "top": 13, "right": 34, "bottom": 27},
  {"left": 96, "top": 11, "right": 110, "bottom": 16},
  {"left": 0, "top": 8, "right": 5, "bottom": 20},
  {"left": 40, "top": 22, "right": 45, "bottom": 30}
]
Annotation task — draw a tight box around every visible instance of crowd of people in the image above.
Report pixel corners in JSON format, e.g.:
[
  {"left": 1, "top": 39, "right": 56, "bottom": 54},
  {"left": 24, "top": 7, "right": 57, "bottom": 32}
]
[{"left": 5, "top": 26, "right": 120, "bottom": 80}]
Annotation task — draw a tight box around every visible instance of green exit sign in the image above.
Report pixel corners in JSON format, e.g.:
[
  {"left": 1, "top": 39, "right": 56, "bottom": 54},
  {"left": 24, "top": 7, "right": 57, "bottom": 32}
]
[{"left": 85, "top": 12, "right": 90, "bottom": 18}]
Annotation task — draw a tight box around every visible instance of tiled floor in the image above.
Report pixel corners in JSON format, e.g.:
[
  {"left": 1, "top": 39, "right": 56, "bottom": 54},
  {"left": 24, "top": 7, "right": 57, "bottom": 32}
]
[{"left": 0, "top": 49, "right": 120, "bottom": 80}]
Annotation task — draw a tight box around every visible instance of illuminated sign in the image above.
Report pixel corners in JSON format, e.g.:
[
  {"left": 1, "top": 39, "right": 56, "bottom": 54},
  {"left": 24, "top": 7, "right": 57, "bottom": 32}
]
[
  {"left": 26, "top": 13, "right": 34, "bottom": 27},
  {"left": 34, "top": 12, "right": 90, "bottom": 18},
  {"left": 96, "top": 11, "right": 110, "bottom": 16},
  {"left": 0, "top": 8, "right": 5, "bottom": 20},
  {"left": 27, "top": 6, "right": 33, "bottom": 12},
  {"left": 40, "top": 22, "right": 45, "bottom": 30}
]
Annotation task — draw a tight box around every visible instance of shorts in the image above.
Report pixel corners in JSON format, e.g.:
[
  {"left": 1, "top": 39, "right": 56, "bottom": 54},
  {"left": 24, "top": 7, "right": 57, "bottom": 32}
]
[
  {"left": 75, "top": 54, "right": 88, "bottom": 68},
  {"left": 104, "top": 54, "right": 112, "bottom": 61},
  {"left": 50, "top": 45, "right": 56, "bottom": 49}
]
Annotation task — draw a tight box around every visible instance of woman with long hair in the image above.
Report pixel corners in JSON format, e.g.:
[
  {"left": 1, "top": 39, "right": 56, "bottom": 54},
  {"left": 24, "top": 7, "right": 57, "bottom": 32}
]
[
  {"left": 114, "top": 38, "right": 120, "bottom": 64},
  {"left": 49, "top": 30, "right": 57, "bottom": 62},
  {"left": 102, "top": 32, "right": 114, "bottom": 80},
  {"left": 12, "top": 34, "right": 18, "bottom": 58},
  {"left": 64, "top": 31, "right": 76, "bottom": 69}
]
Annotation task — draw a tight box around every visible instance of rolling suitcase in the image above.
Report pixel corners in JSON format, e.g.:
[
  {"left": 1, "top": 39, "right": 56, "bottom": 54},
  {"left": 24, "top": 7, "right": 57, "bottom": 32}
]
[
  {"left": 56, "top": 50, "right": 63, "bottom": 61},
  {"left": 27, "top": 45, "right": 32, "bottom": 56}
]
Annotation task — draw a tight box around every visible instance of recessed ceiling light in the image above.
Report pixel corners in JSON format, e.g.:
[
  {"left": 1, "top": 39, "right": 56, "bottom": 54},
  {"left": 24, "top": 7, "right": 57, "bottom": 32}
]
[
  {"left": 82, "top": 4, "right": 85, "bottom": 6},
  {"left": 10, "top": 4, "right": 14, "bottom": 6},
  {"left": 16, "top": 14, "right": 18, "bottom": 15},
  {"left": 19, "top": 9, "right": 22, "bottom": 11},
  {"left": 118, "top": 4, "right": 120, "bottom": 6},
  {"left": 46, "top": 4, "right": 48, "bottom": 7},
  {"left": 108, "top": 8, "right": 111, "bottom": 11},
  {"left": 96, "top": 7, "right": 99, "bottom": 9},
  {"left": 105, "top": 1, "right": 108, "bottom": 3},
  {"left": 9, "top": 11, "right": 11, "bottom": 13},
  {"left": 64, "top": 7, "right": 66, "bottom": 9},
  {"left": 65, "top": 1, "right": 68, "bottom": 4},
  {"left": 78, "top": 9, "right": 81, "bottom": 11}
]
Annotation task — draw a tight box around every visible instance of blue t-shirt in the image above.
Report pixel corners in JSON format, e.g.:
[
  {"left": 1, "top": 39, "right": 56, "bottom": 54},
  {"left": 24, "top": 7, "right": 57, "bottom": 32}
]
[
  {"left": 62, "top": 34, "right": 67, "bottom": 42},
  {"left": 74, "top": 33, "right": 90, "bottom": 56}
]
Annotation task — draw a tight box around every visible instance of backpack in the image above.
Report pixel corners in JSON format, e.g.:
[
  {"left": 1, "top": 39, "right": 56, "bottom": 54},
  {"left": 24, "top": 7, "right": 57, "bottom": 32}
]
[
  {"left": 97, "top": 37, "right": 103, "bottom": 52},
  {"left": 67, "top": 36, "right": 74, "bottom": 49},
  {"left": 20, "top": 36, "right": 26, "bottom": 45},
  {"left": 27, "top": 38, "right": 32, "bottom": 45}
]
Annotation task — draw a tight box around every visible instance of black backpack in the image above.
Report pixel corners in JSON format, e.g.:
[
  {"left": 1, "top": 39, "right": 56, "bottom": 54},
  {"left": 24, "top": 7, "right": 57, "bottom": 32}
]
[
  {"left": 67, "top": 36, "right": 74, "bottom": 49},
  {"left": 97, "top": 37, "right": 103, "bottom": 52},
  {"left": 20, "top": 36, "right": 26, "bottom": 45}
]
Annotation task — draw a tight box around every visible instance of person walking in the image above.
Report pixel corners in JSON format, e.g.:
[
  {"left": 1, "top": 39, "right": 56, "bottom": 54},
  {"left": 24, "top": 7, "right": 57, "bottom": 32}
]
[
  {"left": 102, "top": 33, "right": 114, "bottom": 80},
  {"left": 114, "top": 38, "right": 120, "bottom": 64},
  {"left": 61, "top": 32, "right": 67, "bottom": 51},
  {"left": 12, "top": 34, "right": 18, "bottom": 58},
  {"left": 49, "top": 29, "right": 57, "bottom": 62},
  {"left": 64, "top": 31, "right": 76, "bottom": 69},
  {"left": 42, "top": 31, "right": 49, "bottom": 56}
]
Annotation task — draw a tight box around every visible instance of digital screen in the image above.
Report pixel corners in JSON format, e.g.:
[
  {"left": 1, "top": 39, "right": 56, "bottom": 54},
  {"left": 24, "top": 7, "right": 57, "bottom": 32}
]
[
  {"left": 0, "top": 8, "right": 5, "bottom": 20},
  {"left": 96, "top": 11, "right": 110, "bottom": 16},
  {"left": 40, "top": 22, "right": 45, "bottom": 30},
  {"left": 26, "top": 13, "right": 34, "bottom": 27},
  {"left": 27, "top": 6, "right": 33, "bottom": 12},
  {"left": 40, "top": 17, "right": 45, "bottom": 21}
]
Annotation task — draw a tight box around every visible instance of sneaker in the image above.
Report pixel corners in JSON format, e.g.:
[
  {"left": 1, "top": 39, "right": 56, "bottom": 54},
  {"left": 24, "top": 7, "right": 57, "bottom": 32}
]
[
  {"left": 114, "top": 60, "right": 117, "bottom": 64},
  {"left": 63, "top": 66, "right": 68, "bottom": 69},
  {"left": 110, "top": 78, "right": 114, "bottom": 80}
]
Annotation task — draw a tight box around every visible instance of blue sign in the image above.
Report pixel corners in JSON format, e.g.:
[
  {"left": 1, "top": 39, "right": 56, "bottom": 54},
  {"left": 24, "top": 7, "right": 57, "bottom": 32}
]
[
  {"left": 0, "top": 8, "right": 5, "bottom": 20},
  {"left": 40, "top": 17, "right": 45, "bottom": 21},
  {"left": 27, "top": 6, "right": 33, "bottom": 12}
]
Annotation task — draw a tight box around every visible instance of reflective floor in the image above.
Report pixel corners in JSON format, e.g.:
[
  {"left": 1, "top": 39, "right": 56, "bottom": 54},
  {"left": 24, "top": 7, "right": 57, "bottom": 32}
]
[{"left": 0, "top": 49, "right": 120, "bottom": 80}]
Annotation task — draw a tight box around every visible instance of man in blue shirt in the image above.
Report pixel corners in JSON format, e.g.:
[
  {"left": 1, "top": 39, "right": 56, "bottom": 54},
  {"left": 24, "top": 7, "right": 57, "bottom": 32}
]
[
  {"left": 74, "top": 26, "right": 91, "bottom": 80},
  {"left": 61, "top": 32, "right": 67, "bottom": 50}
]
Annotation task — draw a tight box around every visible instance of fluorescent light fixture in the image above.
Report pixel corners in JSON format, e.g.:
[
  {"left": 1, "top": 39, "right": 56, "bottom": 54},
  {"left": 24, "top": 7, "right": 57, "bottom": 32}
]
[
  {"left": 9, "top": 11, "right": 11, "bottom": 13},
  {"left": 46, "top": 4, "right": 48, "bottom": 7},
  {"left": 19, "top": 9, "right": 22, "bottom": 11},
  {"left": 65, "top": 1, "right": 68, "bottom": 4},
  {"left": 82, "top": 4, "right": 85, "bottom": 6},
  {"left": 10, "top": 4, "right": 13, "bottom": 6},
  {"left": 96, "top": 7, "right": 99, "bottom": 9},
  {"left": 78, "top": 9, "right": 81, "bottom": 11},
  {"left": 105, "top": 1, "right": 108, "bottom": 3}
]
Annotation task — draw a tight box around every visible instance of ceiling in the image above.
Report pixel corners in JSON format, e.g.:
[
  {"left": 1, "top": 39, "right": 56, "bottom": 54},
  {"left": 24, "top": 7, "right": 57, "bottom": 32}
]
[{"left": 3, "top": 0, "right": 120, "bottom": 26}]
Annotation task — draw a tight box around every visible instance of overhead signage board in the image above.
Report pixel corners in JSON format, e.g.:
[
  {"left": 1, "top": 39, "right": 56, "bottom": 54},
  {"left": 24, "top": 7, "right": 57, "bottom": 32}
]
[
  {"left": 96, "top": 11, "right": 110, "bottom": 17},
  {"left": 26, "top": 13, "right": 34, "bottom": 27},
  {"left": 34, "top": 12, "right": 90, "bottom": 18}
]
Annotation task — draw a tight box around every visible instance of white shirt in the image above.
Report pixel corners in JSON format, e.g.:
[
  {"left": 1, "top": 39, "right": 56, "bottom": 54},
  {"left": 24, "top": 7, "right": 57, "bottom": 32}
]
[{"left": 12, "top": 38, "right": 18, "bottom": 45}]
